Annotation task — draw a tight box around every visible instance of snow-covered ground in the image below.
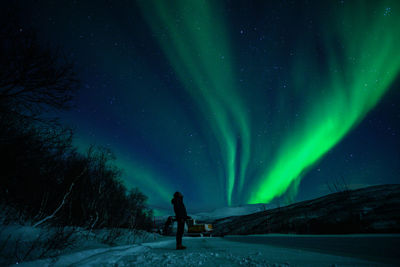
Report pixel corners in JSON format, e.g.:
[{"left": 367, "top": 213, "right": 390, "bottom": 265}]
[
  {"left": 0, "top": 224, "right": 159, "bottom": 266},
  {"left": 14, "top": 234, "right": 397, "bottom": 266}
]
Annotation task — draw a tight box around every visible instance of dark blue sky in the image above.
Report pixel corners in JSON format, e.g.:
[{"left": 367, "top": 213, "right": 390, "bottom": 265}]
[{"left": 15, "top": 0, "right": 400, "bottom": 214}]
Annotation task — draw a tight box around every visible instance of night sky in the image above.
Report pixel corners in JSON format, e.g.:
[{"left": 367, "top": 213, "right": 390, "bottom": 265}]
[{"left": 15, "top": 0, "right": 400, "bottom": 215}]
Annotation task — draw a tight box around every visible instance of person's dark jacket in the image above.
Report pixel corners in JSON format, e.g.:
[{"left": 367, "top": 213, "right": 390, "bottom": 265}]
[{"left": 171, "top": 196, "right": 187, "bottom": 219}]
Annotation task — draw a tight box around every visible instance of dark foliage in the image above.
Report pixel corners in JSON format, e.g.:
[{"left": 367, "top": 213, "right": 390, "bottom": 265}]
[{"left": 0, "top": 8, "right": 153, "bottom": 231}]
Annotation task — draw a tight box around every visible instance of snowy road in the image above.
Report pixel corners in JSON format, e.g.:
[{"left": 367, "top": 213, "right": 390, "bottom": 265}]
[
  {"left": 16, "top": 235, "right": 398, "bottom": 266},
  {"left": 225, "top": 234, "right": 400, "bottom": 266}
]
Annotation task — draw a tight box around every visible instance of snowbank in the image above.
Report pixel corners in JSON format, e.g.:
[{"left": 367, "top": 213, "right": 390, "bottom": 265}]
[
  {"left": 14, "top": 236, "right": 391, "bottom": 266},
  {"left": 0, "top": 223, "right": 160, "bottom": 266}
]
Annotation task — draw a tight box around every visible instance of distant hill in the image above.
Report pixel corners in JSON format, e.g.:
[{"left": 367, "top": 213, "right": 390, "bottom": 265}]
[
  {"left": 213, "top": 184, "right": 400, "bottom": 235},
  {"left": 154, "top": 203, "right": 273, "bottom": 228},
  {"left": 192, "top": 203, "right": 274, "bottom": 222}
]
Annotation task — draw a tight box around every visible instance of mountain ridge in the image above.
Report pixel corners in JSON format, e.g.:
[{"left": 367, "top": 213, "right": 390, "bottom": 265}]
[{"left": 212, "top": 184, "right": 400, "bottom": 235}]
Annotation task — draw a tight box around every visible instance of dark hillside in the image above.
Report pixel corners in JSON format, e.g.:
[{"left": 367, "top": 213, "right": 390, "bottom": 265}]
[{"left": 213, "top": 184, "right": 400, "bottom": 235}]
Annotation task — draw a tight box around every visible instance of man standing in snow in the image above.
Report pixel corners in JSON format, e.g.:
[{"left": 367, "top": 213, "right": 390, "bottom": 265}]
[{"left": 171, "top": 191, "right": 189, "bottom": 250}]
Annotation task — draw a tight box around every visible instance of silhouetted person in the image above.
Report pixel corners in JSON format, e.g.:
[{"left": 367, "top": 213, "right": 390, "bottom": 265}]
[{"left": 171, "top": 191, "right": 188, "bottom": 250}]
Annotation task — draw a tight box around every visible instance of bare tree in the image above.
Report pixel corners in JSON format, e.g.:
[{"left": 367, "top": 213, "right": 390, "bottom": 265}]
[
  {"left": 0, "top": 8, "right": 78, "bottom": 125},
  {"left": 33, "top": 167, "right": 87, "bottom": 228}
]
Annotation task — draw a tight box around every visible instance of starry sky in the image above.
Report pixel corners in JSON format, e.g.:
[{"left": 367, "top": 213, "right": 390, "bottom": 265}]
[{"left": 15, "top": 0, "right": 400, "bottom": 215}]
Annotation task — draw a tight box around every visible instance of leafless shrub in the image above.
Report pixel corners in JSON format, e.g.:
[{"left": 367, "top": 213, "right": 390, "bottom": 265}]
[
  {"left": 38, "top": 226, "right": 77, "bottom": 258},
  {"left": 0, "top": 225, "right": 77, "bottom": 265},
  {"left": 0, "top": 205, "right": 26, "bottom": 225},
  {"left": 100, "top": 228, "right": 124, "bottom": 246},
  {"left": 0, "top": 232, "right": 11, "bottom": 258},
  {"left": 129, "top": 229, "right": 142, "bottom": 244}
]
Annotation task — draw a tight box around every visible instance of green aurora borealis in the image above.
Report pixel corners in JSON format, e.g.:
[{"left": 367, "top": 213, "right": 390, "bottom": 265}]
[
  {"left": 139, "top": 0, "right": 400, "bottom": 205},
  {"left": 21, "top": 0, "right": 400, "bottom": 214},
  {"left": 139, "top": 0, "right": 251, "bottom": 205},
  {"left": 249, "top": 1, "right": 400, "bottom": 203}
]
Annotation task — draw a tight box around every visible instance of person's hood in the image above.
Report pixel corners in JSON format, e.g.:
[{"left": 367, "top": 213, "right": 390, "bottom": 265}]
[{"left": 171, "top": 197, "right": 181, "bottom": 205}]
